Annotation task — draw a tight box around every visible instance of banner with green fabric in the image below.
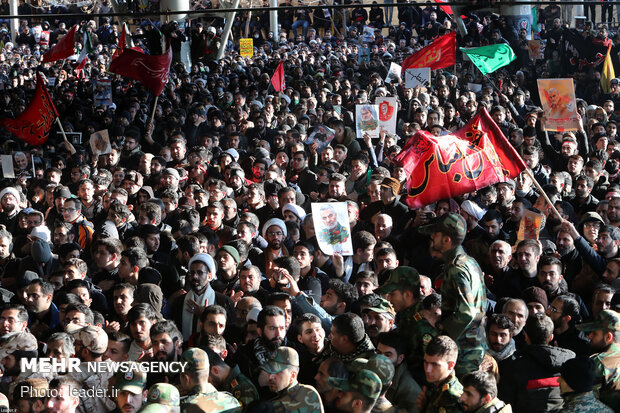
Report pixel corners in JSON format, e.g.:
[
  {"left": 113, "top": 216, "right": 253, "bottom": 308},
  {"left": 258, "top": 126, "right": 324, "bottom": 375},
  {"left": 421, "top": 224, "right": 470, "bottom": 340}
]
[{"left": 460, "top": 44, "right": 516, "bottom": 76}]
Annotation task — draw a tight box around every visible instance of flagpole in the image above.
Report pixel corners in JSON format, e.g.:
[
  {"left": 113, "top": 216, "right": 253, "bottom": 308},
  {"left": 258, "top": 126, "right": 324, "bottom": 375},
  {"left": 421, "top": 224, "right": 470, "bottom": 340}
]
[
  {"left": 525, "top": 168, "right": 562, "bottom": 219},
  {"left": 55, "top": 118, "right": 69, "bottom": 142},
  {"left": 150, "top": 95, "right": 159, "bottom": 125}
]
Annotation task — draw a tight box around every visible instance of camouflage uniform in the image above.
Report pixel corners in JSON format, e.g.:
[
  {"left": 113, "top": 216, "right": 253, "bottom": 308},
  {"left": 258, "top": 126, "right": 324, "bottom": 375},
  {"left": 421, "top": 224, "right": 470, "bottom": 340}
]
[
  {"left": 561, "top": 392, "right": 613, "bottom": 413},
  {"left": 356, "top": 355, "right": 406, "bottom": 413},
  {"left": 318, "top": 222, "right": 349, "bottom": 245},
  {"left": 329, "top": 369, "right": 383, "bottom": 411},
  {"left": 422, "top": 374, "right": 464, "bottom": 413},
  {"left": 576, "top": 310, "right": 620, "bottom": 411},
  {"left": 221, "top": 364, "right": 258, "bottom": 409},
  {"left": 138, "top": 383, "right": 180, "bottom": 413},
  {"left": 262, "top": 347, "right": 324, "bottom": 413},
  {"left": 421, "top": 213, "right": 487, "bottom": 377},
  {"left": 180, "top": 348, "right": 242, "bottom": 413}
]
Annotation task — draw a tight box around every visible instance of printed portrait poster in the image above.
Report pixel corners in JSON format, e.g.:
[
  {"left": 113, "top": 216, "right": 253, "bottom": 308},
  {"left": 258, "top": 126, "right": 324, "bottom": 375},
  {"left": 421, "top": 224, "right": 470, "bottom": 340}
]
[
  {"left": 358, "top": 45, "right": 370, "bottom": 64},
  {"left": 375, "top": 97, "right": 398, "bottom": 135},
  {"left": 93, "top": 78, "right": 113, "bottom": 108},
  {"left": 312, "top": 202, "right": 353, "bottom": 256},
  {"left": 404, "top": 67, "right": 431, "bottom": 89},
  {"left": 90, "top": 129, "right": 112, "bottom": 156},
  {"left": 538, "top": 78, "right": 579, "bottom": 131},
  {"left": 527, "top": 40, "right": 542, "bottom": 61},
  {"left": 306, "top": 124, "right": 335, "bottom": 154},
  {"left": 356, "top": 104, "right": 380, "bottom": 139},
  {"left": 385, "top": 62, "right": 402, "bottom": 84},
  {"left": 517, "top": 209, "right": 544, "bottom": 242}
]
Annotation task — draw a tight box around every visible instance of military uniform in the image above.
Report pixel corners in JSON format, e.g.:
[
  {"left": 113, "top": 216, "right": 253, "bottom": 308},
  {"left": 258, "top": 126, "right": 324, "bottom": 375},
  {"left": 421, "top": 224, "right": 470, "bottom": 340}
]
[
  {"left": 330, "top": 369, "right": 383, "bottom": 413},
  {"left": 422, "top": 374, "right": 464, "bottom": 413},
  {"left": 561, "top": 391, "right": 613, "bottom": 413},
  {"left": 406, "top": 301, "right": 440, "bottom": 382},
  {"left": 576, "top": 310, "right": 620, "bottom": 411},
  {"left": 139, "top": 383, "right": 181, "bottom": 413},
  {"left": 319, "top": 222, "right": 349, "bottom": 245},
  {"left": 182, "top": 387, "right": 242, "bottom": 413},
  {"left": 421, "top": 213, "right": 487, "bottom": 377},
  {"left": 221, "top": 364, "right": 258, "bottom": 409},
  {"left": 262, "top": 346, "right": 324, "bottom": 413}
]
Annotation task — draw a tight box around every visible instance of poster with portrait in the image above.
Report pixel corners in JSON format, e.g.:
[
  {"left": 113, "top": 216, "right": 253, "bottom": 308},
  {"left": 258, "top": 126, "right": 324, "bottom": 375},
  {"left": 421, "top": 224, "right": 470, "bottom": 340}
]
[
  {"left": 375, "top": 97, "right": 398, "bottom": 135},
  {"left": 311, "top": 202, "right": 353, "bottom": 256},
  {"left": 90, "top": 129, "right": 112, "bottom": 156},
  {"left": 404, "top": 67, "right": 430, "bottom": 89},
  {"left": 355, "top": 104, "right": 380, "bottom": 139},
  {"left": 527, "top": 40, "right": 542, "bottom": 61},
  {"left": 537, "top": 78, "right": 580, "bottom": 131},
  {"left": 306, "top": 124, "right": 335, "bottom": 154},
  {"left": 93, "top": 78, "right": 113, "bottom": 108},
  {"left": 385, "top": 62, "right": 402, "bottom": 84},
  {"left": 358, "top": 45, "right": 370, "bottom": 64},
  {"left": 517, "top": 209, "right": 544, "bottom": 242}
]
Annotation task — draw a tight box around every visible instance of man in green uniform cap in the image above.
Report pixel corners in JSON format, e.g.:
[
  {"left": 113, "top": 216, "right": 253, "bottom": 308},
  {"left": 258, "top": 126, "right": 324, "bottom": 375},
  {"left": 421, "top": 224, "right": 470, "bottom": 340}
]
[
  {"left": 205, "top": 347, "right": 259, "bottom": 409},
  {"left": 261, "top": 346, "right": 324, "bottom": 412},
  {"left": 420, "top": 213, "right": 487, "bottom": 377},
  {"left": 376, "top": 266, "right": 438, "bottom": 382},
  {"left": 111, "top": 368, "right": 147, "bottom": 413},
  {"left": 417, "top": 335, "right": 463, "bottom": 413},
  {"left": 576, "top": 309, "right": 620, "bottom": 410},
  {"left": 179, "top": 347, "right": 242, "bottom": 412},
  {"left": 329, "top": 368, "right": 383, "bottom": 413},
  {"left": 138, "top": 383, "right": 180, "bottom": 413},
  {"left": 350, "top": 354, "right": 405, "bottom": 412}
]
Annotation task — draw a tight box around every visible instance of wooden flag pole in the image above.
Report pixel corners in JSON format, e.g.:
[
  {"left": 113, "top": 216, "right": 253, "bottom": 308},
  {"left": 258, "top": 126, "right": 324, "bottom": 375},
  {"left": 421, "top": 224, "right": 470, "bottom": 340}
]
[
  {"left": 150, "top": 95, "right": 159, "bottom": 125},
  {"left": 525, "top": 167, "right": 562, "bottom": 220},
  {"left": 56, "top": 118, "right": 69, "bottom": 142}
]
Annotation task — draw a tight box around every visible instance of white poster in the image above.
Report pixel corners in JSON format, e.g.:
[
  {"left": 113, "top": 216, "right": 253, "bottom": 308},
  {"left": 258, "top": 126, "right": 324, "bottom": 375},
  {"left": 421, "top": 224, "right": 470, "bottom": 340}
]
[
  {"left": 375, "top": 97, "right": 398, "bottom": 135},
  {"left": 1, "top": 155, "right": 14, "bottom": 179},
  {"left": 355, "top": 104, "right": 380, "bottom": 139},
  {"left": 311, "top": 202, "right": 353, "bottom": 256},
  {"left": 404, "top": 67, "right": 431, "bottom": 89},
  {"left": 385, "top": 62, "right": 402, "bottom": 84}
]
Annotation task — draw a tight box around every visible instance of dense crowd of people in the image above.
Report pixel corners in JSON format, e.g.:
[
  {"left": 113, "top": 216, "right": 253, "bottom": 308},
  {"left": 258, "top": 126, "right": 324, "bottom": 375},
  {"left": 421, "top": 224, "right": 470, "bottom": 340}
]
[{"left": 0, "top": 1, "right": 618, "bottom": 412}]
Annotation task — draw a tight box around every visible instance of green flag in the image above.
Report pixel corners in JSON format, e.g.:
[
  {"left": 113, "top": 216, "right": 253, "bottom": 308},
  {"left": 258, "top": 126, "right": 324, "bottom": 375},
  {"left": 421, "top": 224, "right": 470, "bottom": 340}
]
[
  {"left": 532, "top": 6, "right": 540, "bottom": 33},
  {"left": 460, "top": 44, "right": 516, "bottom": 75}
]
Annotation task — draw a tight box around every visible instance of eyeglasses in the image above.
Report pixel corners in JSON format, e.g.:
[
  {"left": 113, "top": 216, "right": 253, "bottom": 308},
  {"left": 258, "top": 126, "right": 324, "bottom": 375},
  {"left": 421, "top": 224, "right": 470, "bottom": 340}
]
[
  {"left": 267, "top": 231, "right": 284, "bottom": 237},
  {"left": 189, "top": 270, "right": 208, "bottom": 276},
  {"left": 60, "top": 208, "right": 76, "bottom": 213}
]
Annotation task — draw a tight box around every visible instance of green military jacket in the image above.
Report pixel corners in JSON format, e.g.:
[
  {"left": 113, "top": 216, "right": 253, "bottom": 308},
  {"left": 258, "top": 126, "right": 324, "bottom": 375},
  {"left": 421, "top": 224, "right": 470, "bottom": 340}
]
[
  {"left": 222, "top": 365, "right": 259, "bottom": 409},
  {"left": 181, "top": 385, "right": 242, "bottom": 413},
  {"left": 562, "top": 391, "right": 613, "bottom": 413},
  {"left": 318, "top": 222, "right": 350, "bottom": 246},
  {"left": 423, "top": 374, "right": 464, "bottom": 413},
  {"left": 386, "top": 361, "right": 421, "bottom": 412},
  {"left": 592, "top": 342, "right": 620, "bottom": 411},
  {"left": 272, "top": 382, "right": 325, "bottom": 413},
  {"left": 440, "top": 246, "right": 487, "bottom": 374},
  {"left": 399, "top": 301, "right": 439, "bottom": 380}
]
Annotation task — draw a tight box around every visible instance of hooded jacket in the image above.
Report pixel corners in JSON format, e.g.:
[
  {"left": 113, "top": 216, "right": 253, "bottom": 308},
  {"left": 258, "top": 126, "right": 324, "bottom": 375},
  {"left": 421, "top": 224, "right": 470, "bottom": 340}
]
[{"left": 498, "top": 344, "right": 576, "bottom": 413}]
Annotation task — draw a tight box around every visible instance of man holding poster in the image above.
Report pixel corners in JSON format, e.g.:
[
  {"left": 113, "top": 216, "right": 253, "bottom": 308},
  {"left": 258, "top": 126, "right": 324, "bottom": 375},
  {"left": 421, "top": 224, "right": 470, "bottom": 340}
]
[{"left": 537, "top": 79, "right": 580, "bottom": 131}]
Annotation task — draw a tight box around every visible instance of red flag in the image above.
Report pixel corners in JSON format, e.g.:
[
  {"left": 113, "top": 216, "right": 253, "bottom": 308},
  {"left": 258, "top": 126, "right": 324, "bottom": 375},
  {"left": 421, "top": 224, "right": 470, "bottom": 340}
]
[
  {"left": 435, "top": 0, "right": 453, "bottom": 15},
  {"left": 0, "top": 73, "right": 58, "bottom": 146},
  {"left": 42, "top": 25, "right": 77, "bottom": 64},
  {"left": 112, "top": 24, "right": 127, "bottom": 59},
  {"left": 402, "top": 31, "right": 456, "bottom": 71},
  {"left": 109, "top": 46, "right": 172, "bottom": 96},
  {"left": 271, "top": 61, "right": 285, "bottom": 92},
  {"left": 395, "top": 108, "right": 527, "bottom": 209}
]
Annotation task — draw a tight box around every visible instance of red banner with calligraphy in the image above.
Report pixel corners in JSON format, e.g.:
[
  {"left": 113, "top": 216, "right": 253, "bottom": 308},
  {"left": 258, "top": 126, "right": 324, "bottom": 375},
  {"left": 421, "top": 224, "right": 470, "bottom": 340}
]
[
  {"left": 395, "top": 108, "right": 527, "bottom": 209},
  {"left": 0, "top": 73, "right": 58, "bottom": 146},
  {"left": 109, "top": 46, "right": 172, "bottom": 96},
  {"left": 401, "top": 31, "right": 456, "bottom": 71}
]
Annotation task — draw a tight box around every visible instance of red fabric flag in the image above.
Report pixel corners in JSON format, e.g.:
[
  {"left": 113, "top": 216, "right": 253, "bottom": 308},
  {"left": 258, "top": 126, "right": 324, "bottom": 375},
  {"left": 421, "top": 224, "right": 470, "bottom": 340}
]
[
  {"left": 109, "top": 46, "right": 172, "bottom": 96},
  {"left": 401, "top": 31, "right": 456, "bottom": 71},
  {"left": 395, "top": 108, "right": 527, "bottom": 209},
  {"left": 271, "top": 61, "right": 285, "bottom": 92},
  {"left": 435, "top": 0, "right": 453, "bottom": 15},
  {"left": 0, "top": 73, "right": 58, "bottom": 146},
  {"left": 42, "top": 25, "right": 77, "bottom": 64},
  {"left": 112, "top": 24, "right": 127, "bottom": 59}
]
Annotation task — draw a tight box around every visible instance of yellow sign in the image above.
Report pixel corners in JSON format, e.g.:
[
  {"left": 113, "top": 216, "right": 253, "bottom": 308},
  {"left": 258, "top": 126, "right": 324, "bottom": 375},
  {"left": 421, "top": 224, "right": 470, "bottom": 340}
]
[{"left": 240, "top": 38, "right": 253, "bottom": 58}]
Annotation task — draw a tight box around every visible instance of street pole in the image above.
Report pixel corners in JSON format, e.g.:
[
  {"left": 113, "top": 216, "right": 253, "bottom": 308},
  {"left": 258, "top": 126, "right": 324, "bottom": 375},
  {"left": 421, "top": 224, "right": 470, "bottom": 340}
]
[
  {"left": 9, "top": 0, "right": 17, "bottom": 43},
  {"left": 270, "top": 0, "right": 278, "bottom": 38},
  {"left": 216, "top": 0, "right": 240, "bottom": 60}
]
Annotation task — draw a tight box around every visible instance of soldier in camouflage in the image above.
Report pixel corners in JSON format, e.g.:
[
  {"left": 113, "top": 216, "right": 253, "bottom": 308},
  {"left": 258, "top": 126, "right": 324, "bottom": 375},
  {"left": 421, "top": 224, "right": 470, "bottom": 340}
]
[
  {"left": 350, "top": 354, "right": 405, "bottom": 413},
  {"left": 179, "top": 348, "right": 242, "bottom": 413},
  {"left": 417, "top": 336, "right": 464, "bottom": 413},
  {"left": 329, "top": 368, "right": 383, "bottom": 413},
  {"left": 576, "top": 309, "right": 620, "bottom": 411},
  {"left": 111, "top": 368, "right": 147, "bottom": 413},
  {"left": 262, "top": 346, "right": 325, "bottom": 413},
  {"left": 559, "top": 356, "right": 613, "bottom": 413},
  {"left": 420, "top": 213, "right": 487, "bottom": 378},
  {"left": 205, "top": 346, "right": 259, "bottom": 409},
  {"left": 376, "top": 266, "right": 439, "bottom": 384},
  {"left": 138, "top": 383, "right": 180, "bottom": 413}
]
